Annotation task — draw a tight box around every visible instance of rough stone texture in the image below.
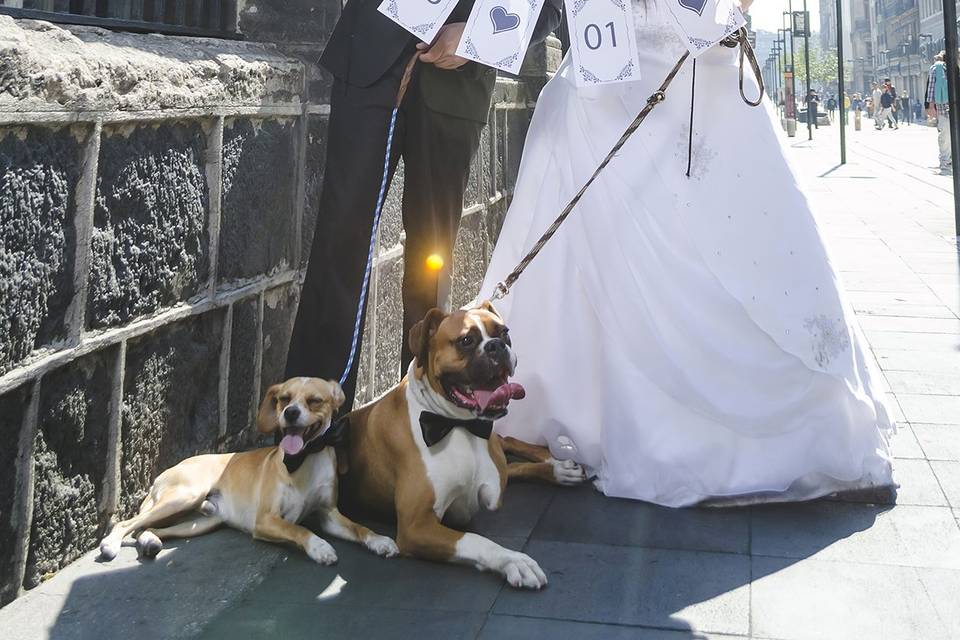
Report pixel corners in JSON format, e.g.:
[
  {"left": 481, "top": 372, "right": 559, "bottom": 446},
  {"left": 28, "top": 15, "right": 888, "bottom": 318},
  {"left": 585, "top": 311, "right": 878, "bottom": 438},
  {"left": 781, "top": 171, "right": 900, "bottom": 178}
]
[
  {"left": 301, "top": 114, "right": 328, "bottom": 269},
  {"left": 465, "top": 121, "right": 493, "bottom": 210},
  {"left": 119, "top": 312, "right": 223, "bottom": 517},
  {"left": 504, "top": 108, "right": 531, "bottom": 192},
  {"left": 89, "top": 121, "right": 210, "bottom": 328},
  {"left": 353, "top": 299, "right": 376, "bottom": 407},
  {"left": 379, "top": 159, "right": 405, "bottom": 253},
  {"left": 225, "top": 296, "right": 259, "bottom": 449},
  {"left": 219, "top": 118, "right": 296, "bottom": 282},
  {"left": 260, "top": 285, "right": 298, "bottom": 399},
  {"left": 25, "top": 347, "right": 114, "bottom": 591},
  {"left": 373, "top": 256, "right": 404, "bottom": 396},
  {"left": 451, "top": 211, "right": 490, "bottom": 310},
  {"left": 0, "top": 16, "right": 303, "bottom": 114},
  {"left": 0, "top": 125, "right": 81, "bottom": 375},
  {"left": 0, "top": 384, "right": 29, "bottom": 606}
]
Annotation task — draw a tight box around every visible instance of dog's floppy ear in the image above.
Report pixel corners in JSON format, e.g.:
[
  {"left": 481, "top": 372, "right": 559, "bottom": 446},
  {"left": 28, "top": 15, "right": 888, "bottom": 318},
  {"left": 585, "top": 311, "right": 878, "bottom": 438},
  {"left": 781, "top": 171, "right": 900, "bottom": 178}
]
[
  {"left": 477, "top": 299, "right": 501, "bottom": 319},
  {"left": 327, "top": 380, "right": 346, "bottom": 410},
  {"left": 408, "top": 308, "right": 446, "bottom": 370},
  {"left": 256, "top": 384, "right": 282, "bottom": 434}
]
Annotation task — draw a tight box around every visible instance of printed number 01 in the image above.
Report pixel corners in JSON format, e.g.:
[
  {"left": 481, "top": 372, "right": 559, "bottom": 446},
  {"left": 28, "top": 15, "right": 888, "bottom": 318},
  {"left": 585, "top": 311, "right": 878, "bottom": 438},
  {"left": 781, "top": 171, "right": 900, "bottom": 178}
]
[{"left": 584, "top": 22, "right": 617, "bottom": 50}]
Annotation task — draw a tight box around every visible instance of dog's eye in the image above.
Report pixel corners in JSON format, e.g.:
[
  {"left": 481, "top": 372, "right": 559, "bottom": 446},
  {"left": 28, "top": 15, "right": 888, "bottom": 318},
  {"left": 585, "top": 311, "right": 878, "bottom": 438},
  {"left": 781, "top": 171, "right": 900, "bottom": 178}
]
[
  {"left": 308, "top": 397, "right": 324, "bottom": 406},
  {"left": 458, "top": 335, "right": 477, "bottom": 349},
  {"left": 278, "top": 394, "right": 291, "bottom": 403}
]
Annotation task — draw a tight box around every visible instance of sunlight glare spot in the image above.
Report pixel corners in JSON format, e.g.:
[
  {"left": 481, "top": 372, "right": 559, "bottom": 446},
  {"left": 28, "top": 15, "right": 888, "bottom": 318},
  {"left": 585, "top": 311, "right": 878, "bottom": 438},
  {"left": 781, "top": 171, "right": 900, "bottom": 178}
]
[{"left": 316, "top": 574, "right": 347, "bottom": 601}]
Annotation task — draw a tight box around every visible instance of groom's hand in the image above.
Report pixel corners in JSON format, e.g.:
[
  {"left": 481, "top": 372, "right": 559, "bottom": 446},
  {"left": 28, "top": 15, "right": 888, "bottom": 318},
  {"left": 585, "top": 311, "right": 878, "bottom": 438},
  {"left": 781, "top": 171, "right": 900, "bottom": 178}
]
[{"left": 417, "top": 23, "right": 469, "bottom": 70}]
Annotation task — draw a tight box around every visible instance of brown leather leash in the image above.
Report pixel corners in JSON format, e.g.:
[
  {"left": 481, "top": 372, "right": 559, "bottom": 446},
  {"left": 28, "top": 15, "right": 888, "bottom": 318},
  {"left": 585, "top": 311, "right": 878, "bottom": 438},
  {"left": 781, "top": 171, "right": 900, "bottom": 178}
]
[{"left": 491, "top": 28, "right": 764, "bottom": 301}]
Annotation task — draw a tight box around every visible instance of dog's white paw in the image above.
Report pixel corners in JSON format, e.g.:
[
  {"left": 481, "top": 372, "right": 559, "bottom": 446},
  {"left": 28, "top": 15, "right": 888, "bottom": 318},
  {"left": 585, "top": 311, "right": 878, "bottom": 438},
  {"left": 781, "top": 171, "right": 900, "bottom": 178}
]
[
  {"left": 550, "top": 458, "right": 587, "bottom": 485},
  {"left": 99, "top": 538, "right": 120, "bottom": 561},
  {"left": 366, "top": 534, "right": 400, "bottom": 558},
  {"left": 306, "top": 536, "right": 338, "bottom": 565},
  {"left": 137, "top": 531, "right": 163, "bottom": 559},
  {"left": 499, "top": 551, "right": 548, "bottom": 590}
]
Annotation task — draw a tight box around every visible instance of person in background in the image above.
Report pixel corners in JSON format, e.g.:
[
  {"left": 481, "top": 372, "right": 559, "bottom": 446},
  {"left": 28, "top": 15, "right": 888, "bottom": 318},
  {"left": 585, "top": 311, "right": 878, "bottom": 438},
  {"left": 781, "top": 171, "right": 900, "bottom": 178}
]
[
  {"left": 826, "top": 95, "right": 837, "bottom": 122},
  {"left": 876, "top": 79, "right": 898, "bottom": 130},
  {"left": 914, "top": 97, "right": 924, "bottom": 123},
  {"left": 926, "top": 51, "right": 952, "bottom": 174},
  {"left": 844, "top": 92, "right": 852, "bottom": 123},
  {"left": 900, "top": 91, "right": 911, "bottom": 125},
  {"left": 805, "top": 89, "right": 820, "bottom": 129},
  {"left": 871, "top": 82, "right": 883, "bottom": 120}
]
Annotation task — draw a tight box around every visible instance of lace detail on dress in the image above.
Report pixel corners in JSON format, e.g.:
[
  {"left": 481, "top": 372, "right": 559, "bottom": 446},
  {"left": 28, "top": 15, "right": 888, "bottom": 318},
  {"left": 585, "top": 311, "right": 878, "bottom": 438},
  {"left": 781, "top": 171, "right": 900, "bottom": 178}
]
[
  {"left": 803, "top": 315, "right": 852, "bottom": 368},
  {"left": 632, "top": 0, "right": 686, "bottom": 54},
  {"left": 676, "top": 123, "right": 717, "bottom": 180}
]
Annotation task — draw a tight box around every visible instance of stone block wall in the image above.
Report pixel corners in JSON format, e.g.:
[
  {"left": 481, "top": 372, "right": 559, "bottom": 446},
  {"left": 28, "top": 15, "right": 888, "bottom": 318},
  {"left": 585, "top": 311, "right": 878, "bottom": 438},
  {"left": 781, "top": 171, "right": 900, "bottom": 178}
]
[{"left": 0, "top": 4, "right": 558, "bottom": 604}]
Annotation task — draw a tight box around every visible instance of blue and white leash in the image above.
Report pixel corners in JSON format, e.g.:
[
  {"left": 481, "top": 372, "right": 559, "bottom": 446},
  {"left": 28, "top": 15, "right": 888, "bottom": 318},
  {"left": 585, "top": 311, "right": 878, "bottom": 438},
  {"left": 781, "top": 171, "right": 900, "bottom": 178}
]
[{"left": 338, "top": 53, "right": 421, "bottom": 387}]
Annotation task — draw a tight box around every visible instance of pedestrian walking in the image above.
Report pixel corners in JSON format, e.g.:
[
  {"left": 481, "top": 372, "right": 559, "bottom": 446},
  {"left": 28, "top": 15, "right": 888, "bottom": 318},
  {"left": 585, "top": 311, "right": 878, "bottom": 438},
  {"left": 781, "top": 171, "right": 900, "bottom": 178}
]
[
  {"left": 826, "top": 95, "right": 837, "bottom": 122},
  {"left": 926, "top": 51, "right": 952, "bottom": 174},
  {"left": 876, "top": 79, "right": 898, "bottom": 130},
  {"left": 871, "top": 83, "right": 883, "bottom": 120},
  {"left": 900, "top": 92, "right": 911, "bottom": 124},
  {"left": 805, "top": 89, "right": 820, "bottom": 129}
]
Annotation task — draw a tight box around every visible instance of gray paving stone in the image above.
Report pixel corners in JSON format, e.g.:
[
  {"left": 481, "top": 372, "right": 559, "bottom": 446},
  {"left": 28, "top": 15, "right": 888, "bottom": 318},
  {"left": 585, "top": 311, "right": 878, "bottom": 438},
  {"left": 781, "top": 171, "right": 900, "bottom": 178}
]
[
  {"left": 855, "top": 303, "right": 959, "bottom": 319},
  {"left": 930, "top": 460, "right": 960, "bottom": 509},
  {"left": 751, "top": 556, "right": 960, "bottom": 640},
  {"left": 477, "top": 615, "right": 743, "bottom": 639},
  {"left": 0, "top": 529, "right": 284, "bottom": 640},
  {"left": 750, "top": 502, "right": 960, "bottom": 569},
  {"left": 241, "top": 533, "right": 521, "bottom": 612},
  {"left": 857, "top": 315, "right": 960, "bottom": 334},
  {"left": 911, "top": 423, "right": 960, "bottom": 460},
  {"left": 865, "top": 330, "right": 960, "bottom": 352},
  {"left": 849, "top": 290, "right": 944, "bottom": 308},
  {"left": 874, "top": 349, "right": 960, "bottom": 373},
  {"left": 897, "top": 393, "right": 960, "bottom": 424},
  {"left": 884, "top": 370, "right": 960, "bottom": 395},
  {"left": 529, "top": 485, "right": 750, "bottom": 555},
  {"left": 887, "top": 423, "right": 925, "bottom": 459},
  {"left": 891, "top": 458, "right": 948, "bottom": 506},
  {"left": 493, "top": 541, "right": 750, "bottom": 636},
  {"left": 200, "top": 603, "right": 487, "bottom": 640},
  {"left": 468, "top": 482, "right": 558, "bottom": 539}
]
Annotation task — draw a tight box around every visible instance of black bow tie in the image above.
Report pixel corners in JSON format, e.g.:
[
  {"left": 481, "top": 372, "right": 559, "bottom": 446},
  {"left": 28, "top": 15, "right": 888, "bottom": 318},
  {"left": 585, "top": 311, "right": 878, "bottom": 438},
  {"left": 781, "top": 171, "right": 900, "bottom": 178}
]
[
  {"left": 282, "top": 415, "right": 350, "bottom": 474},
  {"left": 419, "top": 411, "right": 494, "bottom": 447}
]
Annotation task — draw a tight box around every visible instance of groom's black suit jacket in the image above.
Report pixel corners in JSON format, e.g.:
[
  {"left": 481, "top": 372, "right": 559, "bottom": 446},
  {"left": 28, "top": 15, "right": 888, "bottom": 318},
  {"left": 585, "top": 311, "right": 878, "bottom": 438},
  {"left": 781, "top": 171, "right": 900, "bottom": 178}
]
[{"left": 320, "top": 0, "right": 563, "bottom": 122}]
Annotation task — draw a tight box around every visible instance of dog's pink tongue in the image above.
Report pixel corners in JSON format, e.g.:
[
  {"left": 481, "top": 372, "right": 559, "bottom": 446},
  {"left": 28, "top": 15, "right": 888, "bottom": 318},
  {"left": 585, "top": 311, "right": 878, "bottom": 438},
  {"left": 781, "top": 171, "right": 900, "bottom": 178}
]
[
  {"left": 280, "top": 434, "right": 305, "bottom": 456},
  {"left": 475, "top": 382, "right": 526, "bottom": 411}
]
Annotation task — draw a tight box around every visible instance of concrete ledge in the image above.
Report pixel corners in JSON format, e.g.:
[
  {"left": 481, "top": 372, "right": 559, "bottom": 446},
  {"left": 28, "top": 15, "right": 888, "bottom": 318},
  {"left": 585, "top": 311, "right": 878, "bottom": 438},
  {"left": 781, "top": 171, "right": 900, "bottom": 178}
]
[{"left": 0, "top": 16, "right": 304, "bottom": 115}]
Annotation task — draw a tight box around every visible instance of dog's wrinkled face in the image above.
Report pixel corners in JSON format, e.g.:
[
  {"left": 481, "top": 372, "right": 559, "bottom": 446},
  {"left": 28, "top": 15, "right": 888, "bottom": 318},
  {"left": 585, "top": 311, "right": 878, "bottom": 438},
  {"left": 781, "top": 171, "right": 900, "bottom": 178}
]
[
  {"left": 256, "top": 377, "right": 346, "bottom": 456},
  {"left": 409, "top": 301, "right": 524, "bottom": 417}
]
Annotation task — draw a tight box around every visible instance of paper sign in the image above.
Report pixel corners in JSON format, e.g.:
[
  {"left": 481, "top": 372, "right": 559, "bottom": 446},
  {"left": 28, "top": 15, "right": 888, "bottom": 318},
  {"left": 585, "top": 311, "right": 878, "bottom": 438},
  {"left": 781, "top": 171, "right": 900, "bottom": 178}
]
[
  {"left": 455, "top": 0, "right": 547, "bottom": 75},
  {"left": 664, "top": 0, "right": 745, "bottom": 57},
  {"left": 378, "top": 0, "right": 461, "bottom": 43},
  {"left": 566, "top": 0, "right": 641, "bottom": 87}
]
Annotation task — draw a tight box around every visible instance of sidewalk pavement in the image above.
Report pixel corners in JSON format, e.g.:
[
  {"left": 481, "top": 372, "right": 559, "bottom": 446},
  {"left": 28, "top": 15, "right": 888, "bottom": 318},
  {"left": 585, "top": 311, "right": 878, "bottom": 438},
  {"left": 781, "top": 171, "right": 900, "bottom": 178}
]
[{"left": 1, "top": 113, "right": 959, "bottom": 640}]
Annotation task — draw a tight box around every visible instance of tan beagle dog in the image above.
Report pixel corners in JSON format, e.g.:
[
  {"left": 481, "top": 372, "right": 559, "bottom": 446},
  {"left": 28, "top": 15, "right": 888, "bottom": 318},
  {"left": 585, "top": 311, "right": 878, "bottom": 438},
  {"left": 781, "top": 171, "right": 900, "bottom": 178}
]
[
  {"left": 98, "top": 378, "right": 398, "bottom": 564},
  {"left": 339, "top": 302, "right": 586, "bottom": 589}
]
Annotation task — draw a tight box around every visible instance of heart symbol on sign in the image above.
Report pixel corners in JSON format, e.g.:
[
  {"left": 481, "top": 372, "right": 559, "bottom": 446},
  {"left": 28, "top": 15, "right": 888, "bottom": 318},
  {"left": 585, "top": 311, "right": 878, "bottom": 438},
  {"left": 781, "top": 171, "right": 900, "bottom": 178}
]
[
  {"left": 490, "top": 6, "right": 521, "bottom": 34},
  {"left": 678, "top": 0, "right": 708, "bottom": 16}
]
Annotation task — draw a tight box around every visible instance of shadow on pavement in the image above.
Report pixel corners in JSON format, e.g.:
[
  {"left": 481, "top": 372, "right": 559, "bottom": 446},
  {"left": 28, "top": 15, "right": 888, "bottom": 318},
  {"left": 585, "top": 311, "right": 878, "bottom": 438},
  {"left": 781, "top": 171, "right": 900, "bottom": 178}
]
[{"left": 5, "top": 484, "right": 888, "bottom": 639}]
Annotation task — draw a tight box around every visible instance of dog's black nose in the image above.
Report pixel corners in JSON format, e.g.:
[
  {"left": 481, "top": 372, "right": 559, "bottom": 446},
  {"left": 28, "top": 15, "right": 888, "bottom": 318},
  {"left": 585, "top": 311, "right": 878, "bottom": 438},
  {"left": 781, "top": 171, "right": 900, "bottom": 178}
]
[
  {"left": 283, "top": 405, "right": 301, "bottom": 423},
  {"left": 484, "top": 339, "right": 507, "bottom": 355}
]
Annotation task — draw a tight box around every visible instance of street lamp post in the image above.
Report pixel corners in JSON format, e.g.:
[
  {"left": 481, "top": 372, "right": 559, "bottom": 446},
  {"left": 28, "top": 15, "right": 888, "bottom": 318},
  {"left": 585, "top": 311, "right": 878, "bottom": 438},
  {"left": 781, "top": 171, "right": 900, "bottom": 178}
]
[
  {"left": 941, "top": 1, "right": 960, "bottom": 237},
  {"left": 836, "top": 0, "right": 846, "bottom": 164},
  {"left": 799, "top": 2, "right": 813, "bottom": 140}
]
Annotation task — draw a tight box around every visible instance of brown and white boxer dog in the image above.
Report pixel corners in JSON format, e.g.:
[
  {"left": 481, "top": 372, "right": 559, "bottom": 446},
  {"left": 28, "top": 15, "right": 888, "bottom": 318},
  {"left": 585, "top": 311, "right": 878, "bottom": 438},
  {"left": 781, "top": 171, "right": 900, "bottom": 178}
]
[{"left": 340, "top": 302, "right": 586, "bottom": 589}]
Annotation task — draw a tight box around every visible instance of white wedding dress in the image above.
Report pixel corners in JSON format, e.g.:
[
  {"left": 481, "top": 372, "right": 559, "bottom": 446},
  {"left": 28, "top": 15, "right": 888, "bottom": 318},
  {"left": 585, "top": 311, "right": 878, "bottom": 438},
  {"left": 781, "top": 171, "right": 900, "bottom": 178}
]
[{"left": 479, "top": 2, "right": 895, "bottom": 507}]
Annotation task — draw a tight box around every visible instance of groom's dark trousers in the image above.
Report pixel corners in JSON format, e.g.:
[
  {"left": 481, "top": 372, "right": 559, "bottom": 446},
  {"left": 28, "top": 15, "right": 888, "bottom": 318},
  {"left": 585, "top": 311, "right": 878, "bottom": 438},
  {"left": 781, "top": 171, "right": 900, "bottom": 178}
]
[{"left": 285, "top": 0, "right": 562, "bottom": 409}]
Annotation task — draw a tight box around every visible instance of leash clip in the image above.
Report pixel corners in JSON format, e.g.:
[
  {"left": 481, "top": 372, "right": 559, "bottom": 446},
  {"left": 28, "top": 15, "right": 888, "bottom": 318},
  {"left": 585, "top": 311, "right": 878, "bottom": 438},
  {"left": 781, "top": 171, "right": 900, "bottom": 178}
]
[
  {"left": 647, "top": 90, "right": 666, "bottom": 105},
  {"left": 492, "top": 281, "right": 510, "bottom": 300}
]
